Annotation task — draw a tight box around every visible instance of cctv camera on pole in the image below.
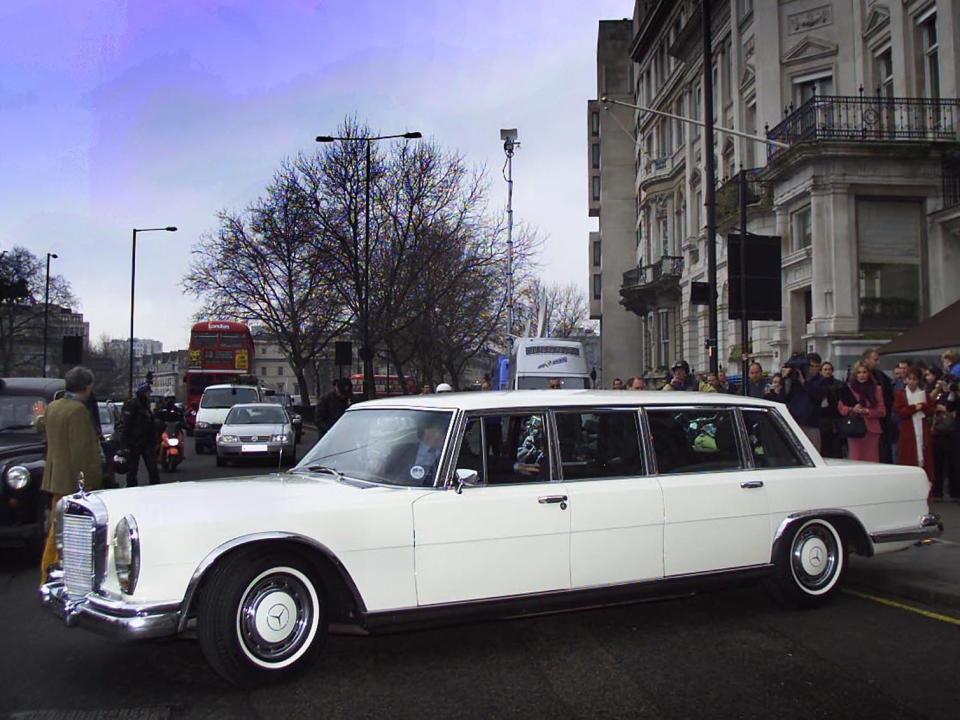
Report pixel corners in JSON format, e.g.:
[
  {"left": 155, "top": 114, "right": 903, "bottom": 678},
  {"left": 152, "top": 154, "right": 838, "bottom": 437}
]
[{"left": 500, "top": 128, "right": 520, "bottom": 351}]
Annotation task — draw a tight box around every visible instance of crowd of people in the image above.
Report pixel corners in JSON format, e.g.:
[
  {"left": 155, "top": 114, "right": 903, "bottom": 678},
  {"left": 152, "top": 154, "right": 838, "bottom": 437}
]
[{"left": 608, "top": 349, "right": 960, "bottom": 500}]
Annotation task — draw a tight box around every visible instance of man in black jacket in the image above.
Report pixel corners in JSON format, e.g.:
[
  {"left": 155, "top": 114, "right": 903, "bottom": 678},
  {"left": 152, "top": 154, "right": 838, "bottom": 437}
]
[
  {"left": 121, "top": 383, "right": 160, "bottom": 486},
  {"left": 863, "top": 348, "right": 895, "bottom": 463},
  {"left": 317, "top": 379, "right": 353, "bottom": 436}
]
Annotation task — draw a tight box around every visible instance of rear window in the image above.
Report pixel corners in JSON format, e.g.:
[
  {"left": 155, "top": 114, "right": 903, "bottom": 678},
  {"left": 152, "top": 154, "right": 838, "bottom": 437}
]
[
  {"left": 226, "top": 405, "right": 288, "bottom": 425},
  {"left": 200, "top": 387, "right": 259, "bottom": 409}
]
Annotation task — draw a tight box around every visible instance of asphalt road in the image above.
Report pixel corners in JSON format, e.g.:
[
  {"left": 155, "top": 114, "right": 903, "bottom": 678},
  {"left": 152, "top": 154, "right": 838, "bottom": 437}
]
[{"left": 2, "top": 436, "right": 958, "bottom": 719}]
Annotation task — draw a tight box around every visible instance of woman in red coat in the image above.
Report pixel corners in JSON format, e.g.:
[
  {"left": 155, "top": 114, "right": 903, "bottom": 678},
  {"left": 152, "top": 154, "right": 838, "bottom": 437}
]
[
  {"left": 894, "top": 367, "right": 934, "bottom": 485},
  {"left": 838, "top": 361, "right": 886, "bottom": 462}
]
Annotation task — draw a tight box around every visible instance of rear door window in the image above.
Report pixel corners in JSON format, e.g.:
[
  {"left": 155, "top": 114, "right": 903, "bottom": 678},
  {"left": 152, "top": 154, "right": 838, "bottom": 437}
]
[
  {"left": 554, "top": 410, "right": 645, "bottom": 480},
  {"left": 741, "top": 409, "right": 808, "bottom": 468},
  {"left": 646, "top": 408, "right": 743, "bottom": 474}
]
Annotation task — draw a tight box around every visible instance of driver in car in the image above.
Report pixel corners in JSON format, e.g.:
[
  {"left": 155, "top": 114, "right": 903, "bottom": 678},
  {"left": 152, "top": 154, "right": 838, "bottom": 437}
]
[{"left": 388, "top": 416, "right": 448, "bottom": 487}]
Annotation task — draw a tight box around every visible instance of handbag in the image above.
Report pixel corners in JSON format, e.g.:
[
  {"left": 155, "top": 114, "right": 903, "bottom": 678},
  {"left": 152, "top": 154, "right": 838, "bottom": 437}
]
[
  {"left": 932, "top": 412, "right": 955, "bottom": 435},
  {"left": 838, "top": 415, "right": 867, "bottom": 439}
]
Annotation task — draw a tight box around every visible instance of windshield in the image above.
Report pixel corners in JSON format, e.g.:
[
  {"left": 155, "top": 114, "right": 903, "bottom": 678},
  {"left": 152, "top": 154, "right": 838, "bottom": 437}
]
[
  {"left": 0, "top": 396, "right": 45, "bottom": 432},
  {"left": 296, "top": 408, "right": 454, "bottom": 487},
  {"left": 225, "top": 405, "right": 288, "bottom": 425},
  {"left": 98, "top": 406, "right": 114, "bottom": 425},
  {"left": 200, "top": 387, "right": 259, "bottom": 409},
  {"left": 516, "top": 376, "right": 591, "bottom": 390}
]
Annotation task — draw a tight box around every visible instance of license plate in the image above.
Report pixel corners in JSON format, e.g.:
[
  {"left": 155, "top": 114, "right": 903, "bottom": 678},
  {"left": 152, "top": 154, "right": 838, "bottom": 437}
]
[{"left": 241, "top": 444, "right": 269, "bottom": 453}]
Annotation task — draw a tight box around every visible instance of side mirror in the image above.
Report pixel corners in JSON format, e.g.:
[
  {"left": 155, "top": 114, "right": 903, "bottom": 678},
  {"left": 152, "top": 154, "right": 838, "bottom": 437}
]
[{"left": 454, "top": 468, "right": 479, "bottom": 494}]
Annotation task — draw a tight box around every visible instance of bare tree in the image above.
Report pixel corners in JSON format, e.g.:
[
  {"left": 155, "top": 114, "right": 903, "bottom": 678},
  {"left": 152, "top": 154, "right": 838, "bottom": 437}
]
[
  {"left": 182, "top": 167, "right": 347, "bottom": 405},
  {"left": 0, "top": 246, "right": 78, "bottom": 375},
  {"left": 86, "top": 334, "right": 128, "bottom": 398},
  {"left": 294, "top": 118, "right": 512, "bottom": 397},
  {"left": 515, "top": 279, "right": 595, "bottom": 339}
]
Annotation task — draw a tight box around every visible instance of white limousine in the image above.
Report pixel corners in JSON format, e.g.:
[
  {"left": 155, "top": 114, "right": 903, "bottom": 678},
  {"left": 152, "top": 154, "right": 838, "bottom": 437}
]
[{"left": 41, "top": 390, "right": 941, "bottom": 686}]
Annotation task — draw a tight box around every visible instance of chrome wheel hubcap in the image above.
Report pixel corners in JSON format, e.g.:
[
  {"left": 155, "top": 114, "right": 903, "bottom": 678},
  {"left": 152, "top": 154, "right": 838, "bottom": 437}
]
[
  {"left": 791, "top": 524, "right": 839, "bottom": 592},
  {"left": 238, "top": 571, "right": 314, "bottom": 664}
]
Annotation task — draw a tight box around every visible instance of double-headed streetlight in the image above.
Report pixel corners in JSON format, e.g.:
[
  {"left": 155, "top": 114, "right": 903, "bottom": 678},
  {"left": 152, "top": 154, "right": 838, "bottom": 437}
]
[
  {"left": 42, "top": 252, "right": 58, "bottom": 378},
  {"left": 315, "top": 131, "right": 422, "bottom": 400},
  {"left": 129, "top": 226, "right": 177, "bottom": 395}
]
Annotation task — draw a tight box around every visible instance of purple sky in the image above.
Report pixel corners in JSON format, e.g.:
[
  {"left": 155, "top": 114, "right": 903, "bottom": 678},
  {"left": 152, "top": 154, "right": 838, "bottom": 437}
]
[{"left": 1, "top": 0, "right": 629, "bottom": 349}]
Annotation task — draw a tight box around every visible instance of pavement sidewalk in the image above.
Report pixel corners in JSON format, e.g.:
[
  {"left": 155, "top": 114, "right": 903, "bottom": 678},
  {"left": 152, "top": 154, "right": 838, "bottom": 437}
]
[{"left": 845, "top": 499, "right": 960, "bottom": 609}]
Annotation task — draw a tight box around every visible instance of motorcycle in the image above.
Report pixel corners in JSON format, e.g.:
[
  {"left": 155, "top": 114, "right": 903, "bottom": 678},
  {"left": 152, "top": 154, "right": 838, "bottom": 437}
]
[{"left": 159, "top": 421, "right": 185, "bottom": 472}]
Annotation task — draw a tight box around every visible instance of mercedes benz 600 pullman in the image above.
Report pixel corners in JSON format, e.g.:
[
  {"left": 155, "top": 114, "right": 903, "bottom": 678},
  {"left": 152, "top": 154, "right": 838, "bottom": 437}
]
[{"left": 41, "top": 391, "right": 941, "bottom": 686}]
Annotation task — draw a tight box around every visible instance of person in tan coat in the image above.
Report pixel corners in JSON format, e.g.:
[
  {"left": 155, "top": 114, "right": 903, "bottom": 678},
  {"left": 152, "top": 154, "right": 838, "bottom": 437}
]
[{"left": 39, "top": 366, "right": 103, "bottom": 584}]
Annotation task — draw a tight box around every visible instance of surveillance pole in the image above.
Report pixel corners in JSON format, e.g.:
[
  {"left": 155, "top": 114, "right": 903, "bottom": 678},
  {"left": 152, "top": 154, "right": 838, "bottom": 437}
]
[{"left": 501, "top": 129, "right": 520, "bottom": 354}]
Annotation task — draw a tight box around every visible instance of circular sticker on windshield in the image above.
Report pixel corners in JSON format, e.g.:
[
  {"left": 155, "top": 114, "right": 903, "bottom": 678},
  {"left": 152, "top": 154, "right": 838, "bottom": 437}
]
[{"left": 410, "top": 465, "right": 426, "bottom": 481}]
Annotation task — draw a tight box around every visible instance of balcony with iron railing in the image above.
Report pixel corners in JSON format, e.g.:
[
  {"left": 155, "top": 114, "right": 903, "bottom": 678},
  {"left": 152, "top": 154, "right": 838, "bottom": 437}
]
[
  {"left": 620, "top": 255, "right": 684, "bottom": 316},
  {"left": 767, "top": 92, "right": 960, "bottom": 161}
]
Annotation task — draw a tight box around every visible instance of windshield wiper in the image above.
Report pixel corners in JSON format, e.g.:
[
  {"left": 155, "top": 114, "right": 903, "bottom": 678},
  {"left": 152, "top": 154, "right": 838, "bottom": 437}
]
[
  {"left": 302, "top": 465, "right": 344, "bottom": 482},
  {"left": 0, "top": 424, "right": 37, "bottom": 432}
]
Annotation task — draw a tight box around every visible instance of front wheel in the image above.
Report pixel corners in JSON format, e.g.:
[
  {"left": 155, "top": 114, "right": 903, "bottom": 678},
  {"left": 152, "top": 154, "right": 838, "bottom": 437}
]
[
  {"left": 770, "top": 517, "right": 845, "bottom": 608},
  {"left": 198, "top": 548, "right": 327, "bottom": 687}
]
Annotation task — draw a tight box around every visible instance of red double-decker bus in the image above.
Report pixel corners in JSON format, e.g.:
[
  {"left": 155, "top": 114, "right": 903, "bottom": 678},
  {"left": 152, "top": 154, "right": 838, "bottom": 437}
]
[{"left": 184, "top": 321, "right": 255, "bottom": 412}]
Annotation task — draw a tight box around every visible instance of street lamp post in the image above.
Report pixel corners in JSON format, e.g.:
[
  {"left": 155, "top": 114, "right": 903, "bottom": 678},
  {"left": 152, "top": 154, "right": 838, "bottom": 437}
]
[
  {"left": 42, "top": 252, "right": 58, "bottom": 378},
  {"left": 315, "top": 131, "right": 422, "bottom": 401},
  {"left": 129, "top": 226, "right": 177, "bottom": 396}
]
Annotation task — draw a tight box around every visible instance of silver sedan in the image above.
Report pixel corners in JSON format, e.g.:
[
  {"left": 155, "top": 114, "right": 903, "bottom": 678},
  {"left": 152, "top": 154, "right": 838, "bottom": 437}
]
[{"left": 215, "top": 403, "right": 296, "bottom": 467}]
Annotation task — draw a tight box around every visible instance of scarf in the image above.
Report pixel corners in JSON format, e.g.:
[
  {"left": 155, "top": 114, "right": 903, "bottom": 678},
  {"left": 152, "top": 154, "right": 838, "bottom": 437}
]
[
  {"left": 848, "top": 377, "right": 877, "bottom": 406},
  {"left": 905, "top": 386, "right": 926, "bottom": 466}
]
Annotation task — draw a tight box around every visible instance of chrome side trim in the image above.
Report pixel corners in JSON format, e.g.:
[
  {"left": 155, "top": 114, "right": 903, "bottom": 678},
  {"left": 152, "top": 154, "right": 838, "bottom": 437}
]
[
  {"left": 870, "top": 514, "right": 943, "bottom": 544},
  {"left": 361, "top": 564, "right": 775, "bottom": 633},
  {"left": 177, "top": 531, "right": 367, "bottom": 633}
]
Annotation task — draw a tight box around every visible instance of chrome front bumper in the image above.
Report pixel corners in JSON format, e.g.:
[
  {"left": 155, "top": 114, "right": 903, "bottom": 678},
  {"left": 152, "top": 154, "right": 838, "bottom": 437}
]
[
  {"left": 870, "top": 513, "right": 943, "bottom": 545},
  {"left": 39, "top": 578, "right": 181, "bottom": 640}
]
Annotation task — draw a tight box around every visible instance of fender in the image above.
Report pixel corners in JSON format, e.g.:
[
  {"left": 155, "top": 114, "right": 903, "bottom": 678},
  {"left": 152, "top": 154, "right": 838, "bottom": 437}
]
[
  {"left": 771, "top": 509, "right": 873, "bottom": 562},
  {"left": 177, "top": 531, "right": 367, "bottom": 633}
]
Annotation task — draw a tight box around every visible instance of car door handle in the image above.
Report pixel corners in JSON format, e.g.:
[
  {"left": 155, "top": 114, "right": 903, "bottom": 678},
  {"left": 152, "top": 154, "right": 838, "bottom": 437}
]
[
  {"left": 740, "top": 480, "right": 764, "bottom": 489},
  {"left": 538, "top": 495, "right": 568, "bottom": 504}
]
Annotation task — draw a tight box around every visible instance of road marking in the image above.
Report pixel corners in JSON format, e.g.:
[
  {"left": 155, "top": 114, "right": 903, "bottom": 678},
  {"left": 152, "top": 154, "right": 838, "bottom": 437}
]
[{"left": 843, "top": 589, "right": 960, "bottom": 627}]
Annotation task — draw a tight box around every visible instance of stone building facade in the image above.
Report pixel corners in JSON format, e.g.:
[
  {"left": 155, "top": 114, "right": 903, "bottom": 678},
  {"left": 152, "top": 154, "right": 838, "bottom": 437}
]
[{"left": 591, "top": 0, "right": 960, "bottom": 379}]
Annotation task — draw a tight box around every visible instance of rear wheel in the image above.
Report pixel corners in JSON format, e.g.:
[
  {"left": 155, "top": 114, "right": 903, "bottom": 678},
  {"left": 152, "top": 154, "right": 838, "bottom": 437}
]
[
  {"left": 198, "top": 547, "right": 327, "bottom": 687},
  {"left": 770, "top": 518, "right": 845, "bottom": 608}
]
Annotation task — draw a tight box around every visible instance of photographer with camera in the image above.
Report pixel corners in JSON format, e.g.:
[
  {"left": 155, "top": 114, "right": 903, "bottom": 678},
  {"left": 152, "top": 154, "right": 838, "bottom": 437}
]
[
  {"left": 661, "top": 360, "right": 697, "bottom": 392},
  {"left": 781, "top": 351, "right": 826, "bottom": 451}
]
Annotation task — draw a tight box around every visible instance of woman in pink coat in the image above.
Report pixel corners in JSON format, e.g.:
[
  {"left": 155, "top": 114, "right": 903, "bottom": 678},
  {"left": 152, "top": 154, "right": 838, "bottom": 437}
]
[{"left": 838, "top": 361, "right": 887, "bottom": 462}]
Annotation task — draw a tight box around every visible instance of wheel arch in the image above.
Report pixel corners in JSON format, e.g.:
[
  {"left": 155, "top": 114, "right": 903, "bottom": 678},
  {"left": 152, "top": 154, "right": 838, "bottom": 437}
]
[
  {"left": 771, "top": 509, "right": 873, "bottom": 563},
  {"left": 179, "top": 532, "right": 367, "bottom": 633}
]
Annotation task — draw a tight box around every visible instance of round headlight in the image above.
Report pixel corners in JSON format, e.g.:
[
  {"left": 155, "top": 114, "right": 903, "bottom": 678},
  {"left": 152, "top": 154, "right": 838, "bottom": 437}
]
[
  {"left": 114, "top": 514, "right": 140, "bottom": 595},
  {"left": 5, "top": 465, "right": 31, "bottom": 490}
]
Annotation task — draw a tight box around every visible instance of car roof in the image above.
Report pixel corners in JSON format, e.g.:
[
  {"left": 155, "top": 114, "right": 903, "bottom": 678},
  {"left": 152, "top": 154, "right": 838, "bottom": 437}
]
[
  {"left": 203, "top": 384, "right": 260, "bottom": 391},
  {"left": 0, "top": 377, "right": 66, "bottom": 399},
  {"left": 351, "top": 389, "right": 782, "bottom": 412}
]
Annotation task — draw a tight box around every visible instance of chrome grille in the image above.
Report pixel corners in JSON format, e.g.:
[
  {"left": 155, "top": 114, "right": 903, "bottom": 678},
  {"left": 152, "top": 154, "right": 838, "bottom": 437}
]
[{"left": 62, "top": 514, "right": 95, "bottom": 599}]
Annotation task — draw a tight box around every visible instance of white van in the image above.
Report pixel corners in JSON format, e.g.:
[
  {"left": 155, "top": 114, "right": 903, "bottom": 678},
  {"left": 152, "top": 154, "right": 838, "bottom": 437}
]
[
  {"left": 194, "top": 383, "right": 263, "bottom": 453},
  {"left": 510, "top": 338, "right": 592, "bottom": 389}
]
